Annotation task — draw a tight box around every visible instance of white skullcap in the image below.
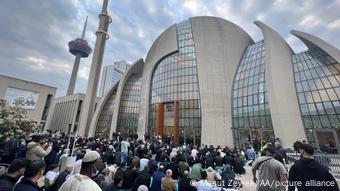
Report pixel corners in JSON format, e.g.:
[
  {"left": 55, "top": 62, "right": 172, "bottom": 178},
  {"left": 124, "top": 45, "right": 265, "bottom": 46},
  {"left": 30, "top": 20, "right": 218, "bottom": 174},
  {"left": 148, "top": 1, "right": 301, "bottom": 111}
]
[
  {"left": 137, "top": 185, "right": 149, "bottom": 191},
  {"left": 82, "top": 150, "right": 100, "bottom": 163}
]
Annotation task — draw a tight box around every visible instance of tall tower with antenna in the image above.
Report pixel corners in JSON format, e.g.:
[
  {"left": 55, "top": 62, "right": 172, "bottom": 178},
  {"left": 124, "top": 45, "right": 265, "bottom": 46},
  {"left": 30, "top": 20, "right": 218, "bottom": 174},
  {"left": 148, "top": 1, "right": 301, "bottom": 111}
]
[{"left": 66, "top": 16, "right": 92, "bottom": 96}]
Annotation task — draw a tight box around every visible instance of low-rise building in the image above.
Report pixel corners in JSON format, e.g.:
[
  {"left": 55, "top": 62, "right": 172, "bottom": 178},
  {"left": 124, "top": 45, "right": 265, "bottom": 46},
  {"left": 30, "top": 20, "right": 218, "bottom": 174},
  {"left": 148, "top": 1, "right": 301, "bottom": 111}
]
[
  {"left": 0, "top": 74, "right": 56, "bottom": 127},
  {"left": 44, "top": 93, "right": 100, "bottom": 134}
]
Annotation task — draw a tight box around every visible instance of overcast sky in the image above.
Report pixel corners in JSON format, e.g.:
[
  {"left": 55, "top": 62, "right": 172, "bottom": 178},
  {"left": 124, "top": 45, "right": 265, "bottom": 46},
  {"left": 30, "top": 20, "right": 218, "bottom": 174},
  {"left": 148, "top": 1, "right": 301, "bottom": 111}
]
[{"left": 1, "top": 0, "right": 340, "bottom": 97}]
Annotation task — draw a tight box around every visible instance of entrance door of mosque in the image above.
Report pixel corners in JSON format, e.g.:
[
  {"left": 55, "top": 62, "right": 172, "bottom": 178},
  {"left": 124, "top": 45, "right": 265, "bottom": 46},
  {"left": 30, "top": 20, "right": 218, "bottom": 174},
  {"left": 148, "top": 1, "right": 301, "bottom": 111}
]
[
  {"left": 155, "top": 101, "right": 180, "bottom": 144},
  {"left": 250, "top": 128, "right": 275, "bottom": 143},
  {"left": 314, "top": 129, "right": 340, "bottom": 154}
]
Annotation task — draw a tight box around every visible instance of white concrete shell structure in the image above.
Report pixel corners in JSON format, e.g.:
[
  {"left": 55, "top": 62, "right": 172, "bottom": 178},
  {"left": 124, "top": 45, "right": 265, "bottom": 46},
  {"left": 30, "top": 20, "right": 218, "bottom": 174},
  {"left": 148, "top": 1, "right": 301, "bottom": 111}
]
[
  {"left": 291, "top": 30, "right": 340, "bottom": 63},
  {"left": 86, "top": 16, "right": 340, "bottom": 151},
  {"left": 254, "top": 21, "right": 307, "bottom": 148},
  {"left": 90, "top": 16, "right": 254, "bottom": 146},
  {"left": 191, "top": 17, "right": 254, "bottom": 146},
  {"left": 137, "top": 24, "right": 178, "bottom": 139},
  {"left": 138, "top": 17, "right": 254, "bottom": 146}
]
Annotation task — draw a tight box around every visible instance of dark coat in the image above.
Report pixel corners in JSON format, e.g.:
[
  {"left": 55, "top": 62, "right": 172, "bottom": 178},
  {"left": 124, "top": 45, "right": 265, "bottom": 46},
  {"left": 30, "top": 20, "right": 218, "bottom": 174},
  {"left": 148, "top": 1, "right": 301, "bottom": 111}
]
[
  {"left": 48, "top": 170, "right": 70, "bottom": 191},
  {"left": 148, "top": 159, "right": 158, "bottom": 175},
  {"left": 214, "top": 155, "right": 224, "bottom": 167},
  {"left": 178, "top": 177, "right": 197, "bottom": 191},
  {"left": 0, "top": 174, "right": 18, "bottom": 191},
  {"left": 13, "top": 178, "right": 42, "bottom": 191},
  {"left": 1, "top": 138, "right": 17, "bottom": 163},
  {"left": 288, "top": 158, "right": 339, "bottom": 191},
  {"left": 205, "top": 155, "right": 215, "bottom": 168},
  {"left": 167, "top": 162, "right": 179, "bottom": 179},
  {"left": 150, "top": 170, "right": 165, "bottom": 191},
  {"left": 131, "top": 170, "right": 151, "bottom": 191},
  {"left": 122, "top": 168, "right": 137, "bottom": 189}
]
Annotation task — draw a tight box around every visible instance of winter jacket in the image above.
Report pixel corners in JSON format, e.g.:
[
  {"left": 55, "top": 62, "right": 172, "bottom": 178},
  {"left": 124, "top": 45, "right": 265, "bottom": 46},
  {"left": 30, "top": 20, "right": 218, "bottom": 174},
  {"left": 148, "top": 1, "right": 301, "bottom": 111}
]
[
  {"left": 288, "top": 158, "right": 339, "bottom": 191},
  {"left": 178, "top": 177, "right": 197, "bottom": 191},
  {"left": 48, "top": 170, "right": 71, "bottom": 191},
  {"left": 150, "top": 170, "right": 165, "bottom": 191},
  {"left": 25, "top": 142, "right": 52, "bottom": 161},
  {"left": 122, "top": 167, "right": 137, "bottom": 189},
  {"left": 131, "top": 170, "right": 151, "bottom": 191},
  {"left": 167, "top": 162, "right": 179, "bottom": 179},
  {"left": 178, "top": 161, "right": 189, "bottom": 177},
  {"left": 1, "top": 138, "right": 17, "bottom": 163},
  {"left": 161, "top": 176, "right": 176, "bottom": 191},
  {"left": 0, "top": 174, "right": 18, "bottom": 191},
  {"left": 13, "top": 178, "right": 42, "bottom": 191},
  {"left": 189, "top": 163, "right": 202, "bottom": 181}
]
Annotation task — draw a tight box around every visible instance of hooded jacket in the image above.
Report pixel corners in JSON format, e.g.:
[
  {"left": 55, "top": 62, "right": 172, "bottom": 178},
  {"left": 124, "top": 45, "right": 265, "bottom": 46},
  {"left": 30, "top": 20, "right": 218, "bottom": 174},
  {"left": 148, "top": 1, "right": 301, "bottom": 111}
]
[
  {"left": 25, "top": 142, "right": 52, "bottom": 161},
  {"left": 288, "top": 158, "right": 339, "bottom": 191}
]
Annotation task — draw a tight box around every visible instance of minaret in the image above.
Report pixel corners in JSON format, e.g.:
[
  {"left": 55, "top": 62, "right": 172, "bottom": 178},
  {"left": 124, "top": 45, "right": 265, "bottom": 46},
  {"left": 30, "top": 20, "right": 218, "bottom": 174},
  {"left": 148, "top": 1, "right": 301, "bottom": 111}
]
[
  {"left": 67, "top": 16, "right": 92, "bottom": 96},
  {"left": 78, "top": 0, "right": 111, "bottom": 137}
]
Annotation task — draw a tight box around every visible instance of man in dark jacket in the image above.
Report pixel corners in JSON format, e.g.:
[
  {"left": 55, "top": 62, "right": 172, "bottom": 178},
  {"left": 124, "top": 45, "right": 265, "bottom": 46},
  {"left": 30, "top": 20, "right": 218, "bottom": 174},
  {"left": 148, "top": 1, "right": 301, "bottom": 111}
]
[
  {"left": 48, "top": 165, "right": 73, "bottom": 191},
  {"left": 148, "top": 158, "right": 158, "bottom": 175},
  {"left": 131, "top": 167, "right": 151, "bottom": 191},
  {"left": 178, "top": 171, "right": 196, "bottom": 191},
  {"left": 150, "top": 165, "right": 165, "bottom": 191},
  {"left": 288, "top": 144, "right": 339, "bottom": 191},
  {"left": 13, "top": 160, "right": 46, "bottom": 191},
  {"left": 121, "top": 165, "right": 137, "bottom": 190},
  {"left": 167, "top": 158, "right": 179, "bottom": 180},
  {"left": 214, "top": 151, "right": 224, "bottom": 168},
  {"left": 293, "top": 140, "right": 302, "bottom": 153},
  {"left": 0, "top": 159, "right": 28, "bottom": 191},
  {"left": 44, "top": 138, "right": 60, "bottom": 171},
  {"left": 275, "top": 142, "right": 287, "bottom": 164},
  {"left": 1, "top": 137, "right": 17, "bottom": 163},
  {"left": 205, "top": 153, "right": 215, "bottom": 169}
]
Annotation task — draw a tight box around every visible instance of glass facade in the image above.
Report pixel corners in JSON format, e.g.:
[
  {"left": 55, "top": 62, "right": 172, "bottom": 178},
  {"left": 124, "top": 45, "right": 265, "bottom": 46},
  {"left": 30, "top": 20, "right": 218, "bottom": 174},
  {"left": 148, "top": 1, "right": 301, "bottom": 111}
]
[
  {"left": 293, "top": 47, "right": 340, "bottom": 151},
  {"left": 232, "top": 41, "right": 274, "bottom": 147},
  {"left": 95, "top": 89, "right": 117, "bottom": 138},
  {"left": 117, "top": 74, "right": 142, "bottom": 137},
  {"left": 149, "top": 19, "right": 201, "bottom": 144}
]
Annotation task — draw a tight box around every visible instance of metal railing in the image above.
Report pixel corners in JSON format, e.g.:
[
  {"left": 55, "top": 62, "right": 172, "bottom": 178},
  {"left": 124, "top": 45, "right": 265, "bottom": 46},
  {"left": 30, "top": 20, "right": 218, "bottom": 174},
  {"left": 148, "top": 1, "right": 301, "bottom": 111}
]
[{"left": 286, "top": 153, "right": 340, "bottom": 177}]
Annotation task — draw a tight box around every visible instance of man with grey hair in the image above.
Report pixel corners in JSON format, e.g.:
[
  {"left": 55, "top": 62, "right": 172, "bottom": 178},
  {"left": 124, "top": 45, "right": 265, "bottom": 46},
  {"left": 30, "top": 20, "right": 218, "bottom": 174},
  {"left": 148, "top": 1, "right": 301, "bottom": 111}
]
[{"left": 161, "top": 169, "right": 176, "bottom": 191}]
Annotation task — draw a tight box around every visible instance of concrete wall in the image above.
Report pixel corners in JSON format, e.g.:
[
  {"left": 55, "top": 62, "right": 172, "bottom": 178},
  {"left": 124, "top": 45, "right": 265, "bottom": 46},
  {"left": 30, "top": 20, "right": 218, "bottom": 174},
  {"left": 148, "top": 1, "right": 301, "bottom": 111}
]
[
  {"left": 190, "top": 17, "right": 254, "bottom": 147},
  {"left": 138, "top": 24, "right": 178, "bottom": 139},
  {"left": 0, "top": 75, "right": 56, "bottom": 125},
  {"left": 45, "top": 93, "right": 101, "bottom": 135},
  {"left": 45, "top": 93, "right": 84, "bottom": 133},
  {"left": 255, "top": 21, "right": 306, "bottom": 148}
]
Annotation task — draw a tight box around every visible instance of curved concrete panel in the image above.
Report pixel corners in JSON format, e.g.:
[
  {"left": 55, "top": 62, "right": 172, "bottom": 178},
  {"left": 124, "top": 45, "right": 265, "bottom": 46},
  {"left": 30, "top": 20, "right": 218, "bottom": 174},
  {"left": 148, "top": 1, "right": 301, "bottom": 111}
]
[
  {"left": 138, "top": 24, "right": 178, "bottom": 138},
  {"left": 291, "top": 30, "right": 340, "bottom": 63},
  {"left": 88, "top": 81, "right": 120, "bottom": 137},
  {"left": 254, "top": 21, "right": 306, "bottom": 148},
  {"left": 191, "top": 16, "right": 254, "bottom": 146},
  {"left": 110, "top": 59, "right": 144, "bottom": 137}
]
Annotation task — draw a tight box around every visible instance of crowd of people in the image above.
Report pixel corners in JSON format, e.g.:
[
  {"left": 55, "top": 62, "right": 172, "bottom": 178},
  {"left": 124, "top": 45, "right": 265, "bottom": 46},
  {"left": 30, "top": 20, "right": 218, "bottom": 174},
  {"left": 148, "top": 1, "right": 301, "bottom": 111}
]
[{"left": 0, "top": 132, "right": 339, "bottom": 191}]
